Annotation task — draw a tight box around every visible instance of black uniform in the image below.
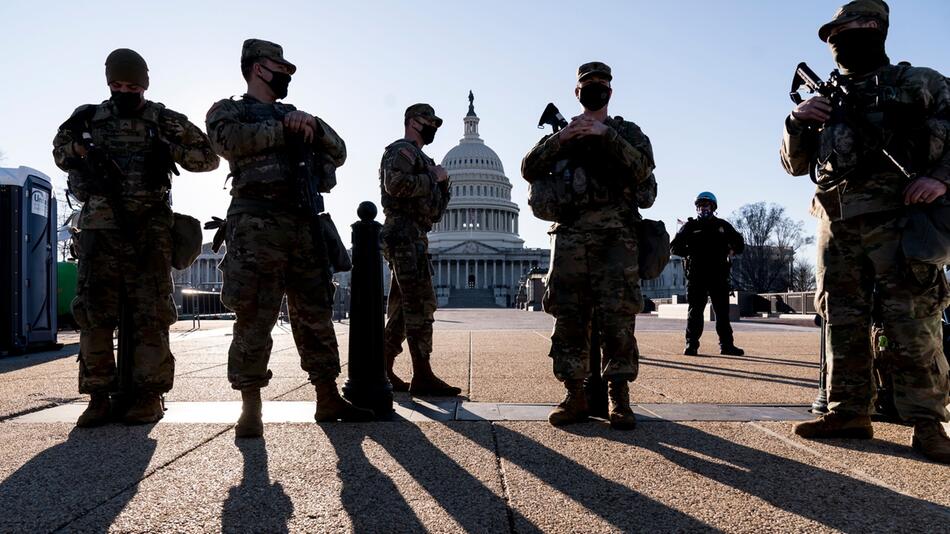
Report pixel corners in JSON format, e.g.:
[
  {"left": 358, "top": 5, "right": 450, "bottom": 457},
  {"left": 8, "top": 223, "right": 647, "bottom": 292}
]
[{"left": 670, "top": 216, "right": 744, "bottom": 349}]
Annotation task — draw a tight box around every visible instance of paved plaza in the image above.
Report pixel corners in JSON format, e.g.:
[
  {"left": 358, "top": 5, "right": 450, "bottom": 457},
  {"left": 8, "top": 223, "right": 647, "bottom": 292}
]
[{"left": 0, "top": 310, "right": 948, "bottom": 532}]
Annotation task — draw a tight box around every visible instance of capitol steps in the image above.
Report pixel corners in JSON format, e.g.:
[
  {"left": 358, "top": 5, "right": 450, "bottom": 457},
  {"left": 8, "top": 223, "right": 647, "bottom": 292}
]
[{"left": 444, "top": 288, "right": 500, "bottom": 308}]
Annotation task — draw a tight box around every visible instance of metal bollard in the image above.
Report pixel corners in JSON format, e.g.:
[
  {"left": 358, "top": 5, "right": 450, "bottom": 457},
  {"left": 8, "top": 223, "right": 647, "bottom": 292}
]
[{"left": 342, "top": 202, "right": 393, "bottom": 418}]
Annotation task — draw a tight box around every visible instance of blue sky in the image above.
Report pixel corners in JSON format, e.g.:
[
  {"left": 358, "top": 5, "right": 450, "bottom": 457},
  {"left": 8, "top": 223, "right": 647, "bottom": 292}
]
[{"left": 1, "top": 0, "right": 948, "bottom": 257}]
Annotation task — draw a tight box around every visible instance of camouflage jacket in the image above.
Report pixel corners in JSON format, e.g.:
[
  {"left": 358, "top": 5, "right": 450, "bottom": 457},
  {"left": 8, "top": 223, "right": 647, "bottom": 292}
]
[
  {"left": 521, "top": 115, "right": 655, "bottom": 232},
  {"left": 379, "top": 138, "right": 450, "bottom": 232},
  {"left": 205, "top": 94, "right": 346, "bottom": 205},
  {"left": 53, "top": 100, "right": 219, "bottom": 229},
  {"left": 781, "top": 63, "right": 950, "bottom": 221}
]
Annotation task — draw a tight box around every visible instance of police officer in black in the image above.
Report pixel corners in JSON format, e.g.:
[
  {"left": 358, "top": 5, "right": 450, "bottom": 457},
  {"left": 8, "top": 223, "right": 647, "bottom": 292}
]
[{"left": 671, "top": 192, "right": 745, "bottom": 356}]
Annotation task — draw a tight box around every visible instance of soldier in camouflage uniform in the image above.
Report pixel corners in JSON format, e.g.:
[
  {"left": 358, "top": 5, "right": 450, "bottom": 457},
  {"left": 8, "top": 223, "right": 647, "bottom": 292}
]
[
  {"left": 522, "top": 62, "right": 656, "bottom": 430},
  {"left": 52, "top": 48, "right": 219, "bottom": 427},
  {"left": 206, "top": 39, "right": 372, "bottom": 438},
  {"left": 380, "top": 104, "right": 461, "bottom": 396},
  {"left": 782, "top": 0, "right": 950, "bottom": 463}
]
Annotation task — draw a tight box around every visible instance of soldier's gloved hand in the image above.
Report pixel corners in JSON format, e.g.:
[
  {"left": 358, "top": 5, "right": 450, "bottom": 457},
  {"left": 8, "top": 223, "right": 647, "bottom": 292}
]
[
  {"left": 791, "top": 96, "right": 832, "bottom": 124},
  {"left": 903, "top": 176, "right": 948, "bottom": 204},
  {"left": 284, "top": 111, "right": 315, "bottom": 134},
  {"left": 204, "top": 217, "right": 227, "bottom": 253}
]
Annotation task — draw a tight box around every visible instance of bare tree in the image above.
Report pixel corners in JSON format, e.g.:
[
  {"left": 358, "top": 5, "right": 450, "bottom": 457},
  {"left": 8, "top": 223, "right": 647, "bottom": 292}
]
[
  {"left": 790, "top": 257, "right": 817, "bottom": 291},
  {"left": 728, "top": 202, "right": 813, "bottom": 293}
]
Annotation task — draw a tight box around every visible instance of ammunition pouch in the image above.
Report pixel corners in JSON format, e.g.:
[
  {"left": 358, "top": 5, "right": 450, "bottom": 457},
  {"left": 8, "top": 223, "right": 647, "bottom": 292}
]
[
  {"left": 317, "top": 213, "right": 352, "bottom": 273},
  {"left": 527, "top": 160, "right": 576, "bottom": 223},
  {"left": 171, "top": 212, "right": 203, "bottom": 270},
  {"left": 901, "top": 197, "right": 950, "bottom": 265},
  {"left": 637, "top": 218, "right": 671, "bottom": 280}
]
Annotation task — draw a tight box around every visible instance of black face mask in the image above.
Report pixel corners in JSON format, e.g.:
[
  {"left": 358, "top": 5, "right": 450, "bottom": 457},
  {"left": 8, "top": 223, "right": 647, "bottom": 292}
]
[
  {"left": 579, "top": 82, "right": 611, "bottom": 111},
  {"left": 259, "top": 65, "right": 291, "bottom": 99},
  {"left": 418, "top": 123, "right": 438, "bottom": 145},
  {"left": 110, "top": 91, "right": 143, "bottom": 115},
  {"left": 829, "top": 28, "right": 888, "bottom": 75}
]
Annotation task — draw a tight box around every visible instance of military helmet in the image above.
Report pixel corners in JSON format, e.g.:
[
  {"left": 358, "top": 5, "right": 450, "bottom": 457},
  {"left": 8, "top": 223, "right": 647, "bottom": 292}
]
[
  {"left": 695, "top": 191, "right": 718, "bottom": 208},
  {"left": 819, "top": 0, "right": 890, "bottom": 42}
]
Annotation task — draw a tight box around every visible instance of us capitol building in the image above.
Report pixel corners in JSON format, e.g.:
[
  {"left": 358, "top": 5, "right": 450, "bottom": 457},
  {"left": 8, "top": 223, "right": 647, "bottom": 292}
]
[
  {"left": 173, "top": 93, "right": 551, "bottom": 309},
  {"left": 427, "top": 93, "right": 549, "bottom": 307}
]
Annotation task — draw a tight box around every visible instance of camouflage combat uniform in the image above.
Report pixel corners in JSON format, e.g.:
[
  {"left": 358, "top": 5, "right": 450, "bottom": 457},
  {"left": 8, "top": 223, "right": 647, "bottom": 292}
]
[
  {"left": 52, "top": 100, "right": 219, "bottom": 394},
  {"left": 781, "top": 63, "right": 950, "bottom": 422},
  {"left": 379, "top": 138, "right": 450, "bottom": 368},
  {"left": 522, "top": 116, "right": 655, "bottom": 383},
  {"left": 205, "top": 94, "right": 346, "bottom": 391}
]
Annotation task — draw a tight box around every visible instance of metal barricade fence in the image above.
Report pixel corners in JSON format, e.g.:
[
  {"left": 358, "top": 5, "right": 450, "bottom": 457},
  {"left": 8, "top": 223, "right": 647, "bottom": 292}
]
[
  {"left": 756, "top": 291, "right": 817, "bottom": 315},
  {"left": 179, "top": 288, "right": 233, "bottom": 328}
]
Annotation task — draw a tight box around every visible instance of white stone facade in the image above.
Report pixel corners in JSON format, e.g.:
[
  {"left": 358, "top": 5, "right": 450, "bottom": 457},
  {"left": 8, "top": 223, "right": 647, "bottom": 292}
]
[{"left": 428, "top": 93, "right": 549, "bottom": 307}]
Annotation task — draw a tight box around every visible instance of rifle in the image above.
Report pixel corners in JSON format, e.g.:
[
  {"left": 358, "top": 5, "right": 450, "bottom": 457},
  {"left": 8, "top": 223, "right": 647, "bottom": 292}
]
[
  {"left": 286, "top": 133, "right": 351, "bottom": 273},
  {"left": 789, "top": 62, "right": 918, "bottom": 187}
]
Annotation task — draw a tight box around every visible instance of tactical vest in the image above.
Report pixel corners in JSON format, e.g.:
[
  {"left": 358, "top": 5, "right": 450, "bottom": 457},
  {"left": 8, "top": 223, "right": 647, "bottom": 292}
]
[
  {"left": 228, "top": 97, "right": 298, "bottom": 202},
  {"left": 86, "top": 101, "right": 172, "bottom": 201},
  {"left": 528, "top": 116, "right": 643, "bottom": 223},
  {"left": 379, "top": 140, "right": 448, "bottom": 226}
]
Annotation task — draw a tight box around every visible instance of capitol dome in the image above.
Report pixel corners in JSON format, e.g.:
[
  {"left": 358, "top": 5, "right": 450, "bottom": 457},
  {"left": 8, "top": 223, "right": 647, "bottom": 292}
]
[{"left": 429, "top": 92, "right": 524, "bottom": 251}]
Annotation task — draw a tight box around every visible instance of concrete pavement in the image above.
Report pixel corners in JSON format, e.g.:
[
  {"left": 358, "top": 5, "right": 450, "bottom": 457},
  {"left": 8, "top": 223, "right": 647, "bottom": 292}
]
[{"left": 0, "top": 309, "right": 947, "bottom": 533}]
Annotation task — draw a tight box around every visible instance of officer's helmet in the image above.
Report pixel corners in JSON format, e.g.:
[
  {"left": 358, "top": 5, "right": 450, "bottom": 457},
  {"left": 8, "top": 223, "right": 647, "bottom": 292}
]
[{"left": 695, "top": 191, "right": 718, "bottom": 209}]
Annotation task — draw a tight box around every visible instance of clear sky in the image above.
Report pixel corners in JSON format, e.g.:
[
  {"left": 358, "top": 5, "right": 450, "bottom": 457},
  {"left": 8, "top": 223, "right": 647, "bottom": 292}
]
[{"left": 1, "top": 0, "right": 948, "bottom": 257}]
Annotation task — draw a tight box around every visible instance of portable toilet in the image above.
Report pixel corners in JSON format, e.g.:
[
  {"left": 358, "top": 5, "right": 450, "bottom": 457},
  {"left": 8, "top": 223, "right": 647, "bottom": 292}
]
[{"left": 0, "top": 166, "right": 58, "bottom": 355}]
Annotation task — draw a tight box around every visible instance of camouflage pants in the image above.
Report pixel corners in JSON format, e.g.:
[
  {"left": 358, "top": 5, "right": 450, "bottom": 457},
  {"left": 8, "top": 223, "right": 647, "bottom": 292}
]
[
  {"left": 72, "top": 220, "right": 177, "bottom": 394},
  {"left": 382, "top": 233, "right": 436, "bottom": 361},
  {"left": 221, "top": 212, "right": 339, "bottom": 390},
  {"left": 817, "top": 213, "right": 950, "bottom": 422},
  {"left": 543, "top": 228, "right": 643, "bottom": 382}
]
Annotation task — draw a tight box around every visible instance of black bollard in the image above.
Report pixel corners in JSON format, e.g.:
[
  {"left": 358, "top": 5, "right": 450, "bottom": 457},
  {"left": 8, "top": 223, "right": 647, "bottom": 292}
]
[
  {"left": 342, "top": 202, "right": 393, "bottom": 418},
  {"left": 811, "top": 314, "right": 828, "bottom": 414},
  {"left": 585, "top": 316, "right": 609, "bottom": 418}
]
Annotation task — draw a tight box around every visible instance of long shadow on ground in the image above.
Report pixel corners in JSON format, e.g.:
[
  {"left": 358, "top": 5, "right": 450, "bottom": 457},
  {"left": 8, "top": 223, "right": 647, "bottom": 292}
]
[
  {"left": 221, "top": 437, "right": 293, "bottom": 533},
  {"left": 561, "top": 422, "right": 949, "bottom": 531},
  {"left": 0, "top": 425, "right": 156, "bottom": 532},
  {"left": 450, "top": 423, "right": 718, "bottom": 532},
  {"left": 324, "top": 422, "right": 542, "bottom": 533}
]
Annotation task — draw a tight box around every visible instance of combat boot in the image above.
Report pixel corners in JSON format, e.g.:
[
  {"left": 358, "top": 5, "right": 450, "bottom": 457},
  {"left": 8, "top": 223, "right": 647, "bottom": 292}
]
[
  {"left": 720, "top": 345, "right": 744, "bottom": 356},
  {"left": 683, "top": 344, "right": 699, "bottom": 356},
  {"left": 607, "top": 380, "right": 637, "bottom": 431},
  {"left": 408, "top": 353, "right": 462, "bottom": 396},
  {"left": 76, "top": 393, "right": 112, "bottom": 428},
  {"left": 548, "top": 379, "right": 589, "bottom": 427},
  {"left": 911, "top": 421, "right": 950, "bottom": 464},
  {"left": 386, "top": 353, "right": 409, "bottom": 393},
  {"left": 314, "top": 381, "right": 375, "bottom": 422},
  {"left": 235, "top": 388, "right": 263, "bottom": 438},
  {"left": 793, "top": 411, "right": 873, "bottom": 439},
  {"left": 122, "top": 393, "right": 165, "bottom": 425}
]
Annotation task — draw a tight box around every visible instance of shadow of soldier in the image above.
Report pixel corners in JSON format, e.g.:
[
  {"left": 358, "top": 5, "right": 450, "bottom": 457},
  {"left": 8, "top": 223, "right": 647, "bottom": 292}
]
[
  {"left": 221, "top": 437, "right": 293, "bottom": 534},
  {"left": 0, "top": 425, "right": 157, "bottom": 532},
  {"left": 562, "top": 422, "right": 949, "bottom": 530},
  {"left": 323, "top": 422, "right": 543, "bottom": 533},
  {"left": 449, "top": 423, "right": 716, "bottom": 533}
]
